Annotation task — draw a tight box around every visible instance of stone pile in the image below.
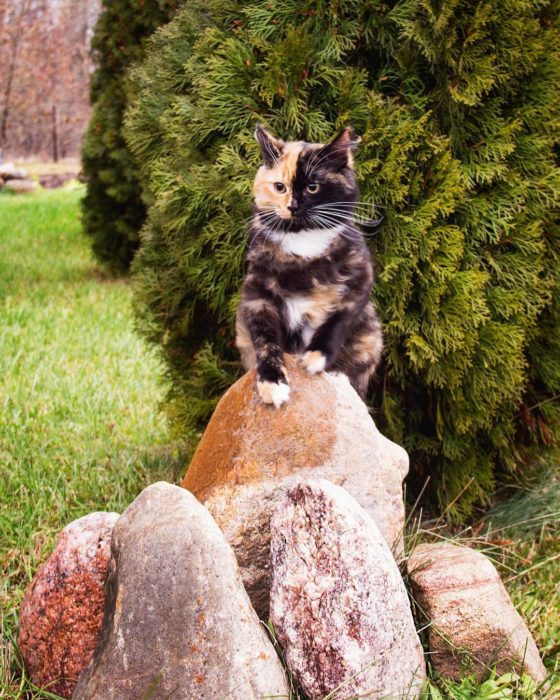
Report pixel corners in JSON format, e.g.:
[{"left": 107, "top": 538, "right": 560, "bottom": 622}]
[
  {"left": 18, "top": 357, "right": 548, "bottom": 699},
  {"left": 182, "top": 356, "right": 409, "bottom": 617},
  {"left": 0, "top": 162, "right": 37, "bottom": 193}
]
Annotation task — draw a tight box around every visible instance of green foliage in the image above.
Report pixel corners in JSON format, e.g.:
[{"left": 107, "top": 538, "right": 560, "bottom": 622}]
[
  {"left": 126, "top": 0, "right": 560, "bottom": 517},
  {"left": 81, "top": 0, "right": 180, "bottom": 272}
]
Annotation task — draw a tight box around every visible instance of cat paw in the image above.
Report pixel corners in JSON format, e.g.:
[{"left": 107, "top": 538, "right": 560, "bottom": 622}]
[
  {"left": 302, "top": 350, "right": 327, "bottom": 374},
  {"left": 257, "top": 379, "right": 291, "bottom": 408}
]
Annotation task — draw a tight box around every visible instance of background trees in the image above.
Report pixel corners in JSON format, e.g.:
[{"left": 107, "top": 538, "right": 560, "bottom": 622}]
[
  {"left": 0, "top": 0, "right": 98, "bottom": 161},
  {"left": 80, "top": 0, "right": 180, "bottom": 273},
  {"left": 126, "top": 0, "right": 560, "bottom": 518}
]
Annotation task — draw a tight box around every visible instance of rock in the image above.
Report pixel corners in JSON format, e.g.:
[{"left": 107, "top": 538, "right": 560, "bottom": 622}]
[
  {"left": 407, "top": 542, "right": 547, "bottom": 683},
  {"left": 182, "top": 354, "right": 409, "bottom": 617},
  {"left": 4, "top": 178, "right": 37, "bottom": 193},
  {"left": 0, "top": 162, "right": 28, "bottom": 180},
  {"left": 270, "top": 479, "right": 426, "bottom": 700},
  {"left": 39, "top": 173, "right": 76, "bottom": 189},
  {"left": 18, "top": 512, "right": 119, "bottom": 699},
  {"left": 73, "top": 482, "right": 289, "bottom": 700}
]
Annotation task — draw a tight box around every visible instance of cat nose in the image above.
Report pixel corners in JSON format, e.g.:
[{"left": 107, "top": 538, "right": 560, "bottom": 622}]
[{"left": 288, "top": 200, "right": 299, "bottom": 214}]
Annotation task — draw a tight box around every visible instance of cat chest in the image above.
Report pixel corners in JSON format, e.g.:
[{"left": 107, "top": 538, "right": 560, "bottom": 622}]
[{"left": 283, "top": 285, "right": 343, "bottom": 337}]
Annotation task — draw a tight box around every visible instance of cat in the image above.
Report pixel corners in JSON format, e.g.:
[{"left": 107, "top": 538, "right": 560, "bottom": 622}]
[{"left": 235, "top": 124, "right": 383, "bottom": 407}]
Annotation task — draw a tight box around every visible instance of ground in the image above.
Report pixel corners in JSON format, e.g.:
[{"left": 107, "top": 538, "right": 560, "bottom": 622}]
[{"left": 0, "top": 186, "right": 558, "bottom": 698}]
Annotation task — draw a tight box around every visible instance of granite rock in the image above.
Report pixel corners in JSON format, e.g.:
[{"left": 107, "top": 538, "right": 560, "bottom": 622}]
[
  {"left": 270, "top": 479, "right": 426, "bottom": 700},
  {"left": 182, "top": 355, "right": 409, "bottom": 617},
  {"left": 18, "top": 511, "right": 118, "bottom": 698},
  {"left": 407, "top": 542, "right": 547, "bottom": 683},
  {"left": 73, "top": 482, "right": 289, "bottom": 700}
]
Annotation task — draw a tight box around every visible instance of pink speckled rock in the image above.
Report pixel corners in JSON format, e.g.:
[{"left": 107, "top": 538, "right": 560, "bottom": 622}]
[
  {"left": 18, "top": 511, "right": 119, "bottom": 699},
  {"left": 270, "top": 479, "right": 426, "bottom": 700},
  {"left": 407, "top": 543, "right": 547, "bottom": 683}
]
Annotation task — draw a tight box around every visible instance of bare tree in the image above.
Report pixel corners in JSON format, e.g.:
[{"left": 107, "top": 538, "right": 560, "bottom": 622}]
[
  {"left": 0, "top": 0, "right": 32, "bottom": 155},
  {"left": 0, "top": 0, "right": 100, "bottom": 161}
]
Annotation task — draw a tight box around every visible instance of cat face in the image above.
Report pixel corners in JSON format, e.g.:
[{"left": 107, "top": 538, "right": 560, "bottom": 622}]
[{"left": 253, "top": 125, "right": 360, "bottom": 233}]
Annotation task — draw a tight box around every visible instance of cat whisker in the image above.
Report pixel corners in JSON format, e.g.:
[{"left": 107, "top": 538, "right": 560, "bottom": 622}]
[
  {"left": 321, "top": 212, "right": 382, "bottom": 227},
  {"left": 310, "top": 205, "right": 384, "bottom": 228},
  {"left": 255, "top": 212, "right": 279, "bottom": 228},
  {"left": 312, "top": 202, "right": 386, "bottom": 214},
  {"left": 309, "top": 212, "right": 381, "bottom": 237},
  {"left": 313, "top": 200, "right": 384, "bottom": 206},
  {"left": 312, "top": 202, "right": 384, "bottom": 213},
  {"left": 309, "top": 213, "right": 345, "bottom": 230}
]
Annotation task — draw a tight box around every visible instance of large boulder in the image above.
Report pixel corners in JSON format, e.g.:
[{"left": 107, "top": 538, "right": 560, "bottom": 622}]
[
  {"left": 73, "top": 482, "right": 289, "bottom": 700},
  {"left": 407, "top": 542, "right": 547, "bottom": 683},
  {"left": 182, "top": 355, "right": 409, "bottom": 617},
  {"left": 18, "top": 512, "right": 119, "bottom": 699},
  {"left": 270, "top": 479, "right": 426, "bottom": 699}
]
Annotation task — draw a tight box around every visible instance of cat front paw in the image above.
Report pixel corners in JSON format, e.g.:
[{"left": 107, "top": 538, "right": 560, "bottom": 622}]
[
  {"left": 302, "top": 350, "right": 327, "bottom": 374},
  {"left": 257, "top": 379, "right": 291, "bottom": 408}
]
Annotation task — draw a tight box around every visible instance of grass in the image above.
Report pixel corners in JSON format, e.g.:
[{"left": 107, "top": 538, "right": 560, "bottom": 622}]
[
  {"left": 0, "top": 186, "right": 187, "bottom": 697},
  {"left": 0, "top": 186, "right": 558, "bottom": 699}
]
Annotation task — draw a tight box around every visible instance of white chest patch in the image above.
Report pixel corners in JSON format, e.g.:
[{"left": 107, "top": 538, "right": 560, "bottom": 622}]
[
  {"left": 272, "top": 226, "right": 342, "bottom": 258},
  {"left": 284, "top": 295, "right": 319, "bottom": 346},
  {"left": 285, "top": 295, "right": 314, "bottom": 330}
]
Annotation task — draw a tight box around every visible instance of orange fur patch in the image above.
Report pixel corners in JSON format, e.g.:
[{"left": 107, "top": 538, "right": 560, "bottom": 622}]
[
  {"left": 353, "top": 332, "right": 380, "bottom": 362},
  {"left": 306, "top": 283, "right": 345, "bottom": 328},
  {"left": 304, "top": 350, "right": 323, "bottom": 364},
  {"left": 253, "top": 142, "right": 304, "bottom": 218}
]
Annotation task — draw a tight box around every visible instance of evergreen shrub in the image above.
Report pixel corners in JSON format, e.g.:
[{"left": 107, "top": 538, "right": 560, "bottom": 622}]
[
  {"left": 81, "top": 0, "right": 180, "bottom": 272},
  {"left": 126, "top": 0, "right": 560, "bottom": 517}
]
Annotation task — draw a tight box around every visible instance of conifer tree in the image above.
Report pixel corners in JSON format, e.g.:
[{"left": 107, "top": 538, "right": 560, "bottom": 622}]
[
  {"left": 81, "top": 0, "right": 180, "bottom": 272},
  {"left": 126, "top": 0, "right": 560, "bottom": 517}
]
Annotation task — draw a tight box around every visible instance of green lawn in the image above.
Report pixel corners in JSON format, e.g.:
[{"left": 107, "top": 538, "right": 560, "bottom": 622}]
[
  {"left": 0, "top": 187, "right": 558, "bottom": 699},
  {"left": 0, "top": 187, "right": 186, "bottom": 697}
]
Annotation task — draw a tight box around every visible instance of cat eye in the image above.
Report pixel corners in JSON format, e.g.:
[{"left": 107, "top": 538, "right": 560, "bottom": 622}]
[
  {"left": 306, "top": 183, "right": 320, "bottom": 193},
  {"left": 274, "top": 182, "right": 287, "bottom": 193}
]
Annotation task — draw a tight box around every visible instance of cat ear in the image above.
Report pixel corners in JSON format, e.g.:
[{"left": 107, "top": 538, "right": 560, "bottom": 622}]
[
  {"left": 317, "top": 127, "right": 362, "bottom": 170},
  {"left": 254, "top": 124, "right": 284, "bottom": 167}
]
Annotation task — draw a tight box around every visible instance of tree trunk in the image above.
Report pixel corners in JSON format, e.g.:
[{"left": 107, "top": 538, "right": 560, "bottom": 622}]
[
  {"left": 51, "top": 104, "right": 58, "bottom": 162},
  {"left": 0, "top": 0, "right": 31, "bottom": 150}
]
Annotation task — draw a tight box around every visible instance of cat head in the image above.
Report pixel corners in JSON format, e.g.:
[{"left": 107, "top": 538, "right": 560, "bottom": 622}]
[{"left": 253, "top": 125, "right": 360, "bottom": 233}]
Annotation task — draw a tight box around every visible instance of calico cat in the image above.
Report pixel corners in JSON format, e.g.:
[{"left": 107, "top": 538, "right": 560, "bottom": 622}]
[{"left": 235, "top": 124, "right": 383, "bottom": 407}]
